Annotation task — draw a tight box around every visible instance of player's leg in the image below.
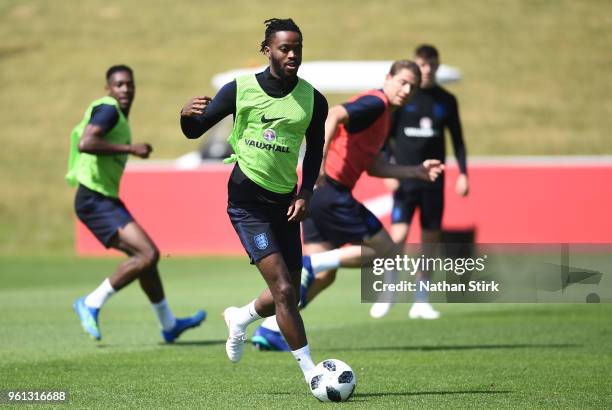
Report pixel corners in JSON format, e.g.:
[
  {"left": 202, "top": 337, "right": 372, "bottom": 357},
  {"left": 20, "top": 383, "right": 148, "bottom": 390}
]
[
  {"left": 72, "top": 187, "right": 133, "bottom": 340},
  {"left": 253, "top": 241, "right": 343, "bottom": 352},
  {"left": 409, "top": 187, "right": 444, "bottom": 319},
  {"left": 391, "top": 222, "right": 410, "bottom": 245},
  {"left": 110, "top": 222, "right": 206, "bottom": 340},
  {"left": 72, "top": 186, "right": 205, "bottom": 342},
  {"left": 299, "top": 183, "right": 388, "bottom": 303},
  {"left": 299, "top": 213, "right": 343, "bottom": 308},
  {"left": 107, "top": 221, "right": 161, "bottom": 294},
  {"left": 303, "top": 214, "right": 400, "bottom": 319},
  {"left": 304, "top": 241, "right": 338, "bottom": 302},
  {"left": 259, "top": 224, "right": 317, "bottom": 377},
  {"left": 224, "top": 249, "right": 315, "bottom": 378},
  {"left": 370, "top": 189, "right": 417, "bottom": 318},
  {"left": 224, "top": 203, "right": 315, "bottom": 376},
  {"left": 390, "top": 187, "right": 415, "bottom": 245}
]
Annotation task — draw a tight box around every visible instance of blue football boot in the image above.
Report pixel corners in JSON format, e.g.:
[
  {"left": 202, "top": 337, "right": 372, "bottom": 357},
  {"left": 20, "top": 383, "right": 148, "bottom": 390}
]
[
  {"left": 73, "top": 297, "right": 101, "bottom": 340},
  {"left": 162, "top": 310, "right": 207, "bottom": 343},
  {"left": 251, "top": 325, "right": 290, "bottom": 352}
]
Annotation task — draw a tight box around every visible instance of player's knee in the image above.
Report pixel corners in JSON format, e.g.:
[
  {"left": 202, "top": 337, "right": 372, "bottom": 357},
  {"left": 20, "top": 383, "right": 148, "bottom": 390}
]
[
  {"left": 388, "top": 240, "right": 404, "bottom": 257},
  {"left": 136, "top": 246, "right": 159, "bottom": 271},
  {"left": 274, "top": 281, "right": 298, "bottom": 308}
]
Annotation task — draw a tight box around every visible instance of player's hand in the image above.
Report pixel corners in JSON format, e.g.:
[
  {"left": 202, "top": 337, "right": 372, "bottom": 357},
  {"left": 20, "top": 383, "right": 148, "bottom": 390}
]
[
  {"left": 130, "top": 143, "right": 153, "bottom": 159},
  {"left": 383, "top": 178, "right": 400, "bottom": 192},
  {"left": 314, "top": 172, "right": 327, "bottom": 188},
  {"left": 180, "top": 96, "right": 212, "bottom": 117},
  {"left": 419, "top": 159, "right": 444, "bottom": 182},
  {"left": 455, "top": 173, "right": 469, "bottom": 196},
  {"left": 287, "top": 190, "right": 312, "bottom": 222}
]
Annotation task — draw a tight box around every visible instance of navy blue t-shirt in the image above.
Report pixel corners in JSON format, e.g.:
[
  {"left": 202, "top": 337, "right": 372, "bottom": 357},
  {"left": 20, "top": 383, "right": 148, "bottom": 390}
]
[
  {"left": 342, "top": 94, "right": 386, "bottom": 133},
  {"left": 389, "top": 85, "right": 467, "bottom": 190},
  {"left": 89, "top": 104, "right": 119, "bottom": 133}
]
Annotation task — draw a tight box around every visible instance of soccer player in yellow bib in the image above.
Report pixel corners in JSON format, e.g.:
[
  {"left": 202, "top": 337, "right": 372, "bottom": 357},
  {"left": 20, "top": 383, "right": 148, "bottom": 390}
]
[
  {"left": 180, "top": 19, "right": 328, "bottom": 384},
  {"left": 67, "top": 65, "right": 205, "bottom": 342}
]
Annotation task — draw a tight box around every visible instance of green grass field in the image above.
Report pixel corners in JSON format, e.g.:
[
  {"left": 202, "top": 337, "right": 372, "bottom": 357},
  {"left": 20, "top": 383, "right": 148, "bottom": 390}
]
[{"left": 1, "top": 256, "right": 611, "bottom": 408}]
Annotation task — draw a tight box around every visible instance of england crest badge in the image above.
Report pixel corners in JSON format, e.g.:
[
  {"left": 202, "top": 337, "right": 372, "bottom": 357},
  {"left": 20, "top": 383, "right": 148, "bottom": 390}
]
[{"left": 254, "top": 233, "right": 269, "bottom": 250}]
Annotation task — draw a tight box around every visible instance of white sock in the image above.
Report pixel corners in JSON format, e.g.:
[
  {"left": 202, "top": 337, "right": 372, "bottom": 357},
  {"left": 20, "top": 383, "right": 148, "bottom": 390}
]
[
  {"left": 152, "top": 299, "right": 177, "bottom": 331},
  {"left": 233, "top": 300, "right": 262, "bottom": 330},
  {"left": 84, "top": 278, "right": 116, "bottom": 309},
  {"left": 309, "top": 249, "right": 341, "bottom": 273},
  {"left": 292, "top": 344, "right": 315, "bottom": 379},
  {"left": 260, "top": 315, "right": 280, "bottom": 332}
]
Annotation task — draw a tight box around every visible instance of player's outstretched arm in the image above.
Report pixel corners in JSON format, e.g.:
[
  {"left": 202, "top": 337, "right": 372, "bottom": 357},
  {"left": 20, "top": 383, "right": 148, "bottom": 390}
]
[
  {"left": 78, "top": 124, "right": 152, "bottom": 159},
  {"left": 448, "top": 95, "right": 469, "bottom": 196},
  {"left": 180, "top": 81, "right": 237, "bottom": 140},
  {"left": 318, "top": 105, "right": 349, "bottom": 180},
  {"left": 180, "top": 96, "right": 212, "bottom": 139},
  {"left": 367, "top": 153, "right": 444, "bottom": 182}
]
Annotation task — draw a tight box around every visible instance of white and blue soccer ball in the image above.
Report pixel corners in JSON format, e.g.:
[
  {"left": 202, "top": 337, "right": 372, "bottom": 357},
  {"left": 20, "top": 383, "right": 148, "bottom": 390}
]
[{"left": 309, "top": 359, "right": 356, "bottom": 402}]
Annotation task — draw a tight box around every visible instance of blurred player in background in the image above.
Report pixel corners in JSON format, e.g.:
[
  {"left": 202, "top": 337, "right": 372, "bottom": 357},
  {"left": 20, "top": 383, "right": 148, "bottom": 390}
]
[
  {"left": 371, "top": 44, "right": 469, "bottom": 319},
  {"left": 253, "top": 60, "right": 444, "bottom": 351},
  {"left": 66, "top": 65, "right": 206, "bottom": 342},
  {"left": 180, "top": 18, "right": 327, "bottom": 383}
]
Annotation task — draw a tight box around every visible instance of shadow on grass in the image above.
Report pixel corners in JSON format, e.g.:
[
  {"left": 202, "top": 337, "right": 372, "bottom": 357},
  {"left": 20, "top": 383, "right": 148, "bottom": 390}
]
[
  {"left": 163, "top": 339, "right": 226, "bottom": 347},
  {"left": 353, "top": 389, "right": 512, "bottom": 398},
  {"left": 326, "top": 343, "right": 577, "bottom": 352},
  {"left": 261, "top": 390, "right": 512, "bottom": 399}
]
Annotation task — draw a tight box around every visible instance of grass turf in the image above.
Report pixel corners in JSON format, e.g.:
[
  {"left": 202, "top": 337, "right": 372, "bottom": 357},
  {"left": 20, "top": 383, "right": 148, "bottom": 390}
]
[{"left": 1, "top": 256, "right": 611, "bottom": 408}]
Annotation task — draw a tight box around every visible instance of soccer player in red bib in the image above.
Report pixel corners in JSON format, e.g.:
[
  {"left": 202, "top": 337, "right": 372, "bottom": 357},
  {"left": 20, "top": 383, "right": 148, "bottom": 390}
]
[{"left": 253, "top": 60, "right": 444, "bottom": 351}]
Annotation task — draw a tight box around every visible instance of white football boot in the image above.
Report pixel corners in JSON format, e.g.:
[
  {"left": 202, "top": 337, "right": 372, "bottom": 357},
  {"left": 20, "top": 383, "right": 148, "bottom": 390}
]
[
  {"left": 223, "top": 307, "right": 247, "bottom": 362},
  {"left": 369, "top": 302, "right": 393, "bottom": 319},
  {"left": 408, "top": 302, "right": 440, "bottom": 319}
]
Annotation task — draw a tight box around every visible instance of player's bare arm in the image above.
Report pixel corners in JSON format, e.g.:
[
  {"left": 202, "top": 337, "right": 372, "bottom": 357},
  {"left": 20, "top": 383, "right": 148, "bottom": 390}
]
[
  {"left": 456, "top": 173, "right": 469, "bottom": 196},
  {"left": 367, "top": 153, "right": 444, "bottom": 182},
  {"left": 317, "top": 105, "right": 349, "bottom": 185},
  {"left": 78, "top": 124, "right": 152, "bottom": 159}
]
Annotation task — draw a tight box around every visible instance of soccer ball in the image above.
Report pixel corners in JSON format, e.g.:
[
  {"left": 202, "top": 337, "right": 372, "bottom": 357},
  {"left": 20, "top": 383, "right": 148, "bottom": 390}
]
[{"left": 309, "top": 359, "right": 356, "bottom": 402}]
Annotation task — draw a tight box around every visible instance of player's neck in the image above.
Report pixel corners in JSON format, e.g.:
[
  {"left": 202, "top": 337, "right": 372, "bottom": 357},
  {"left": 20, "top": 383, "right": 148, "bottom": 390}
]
[{"left": 267, "top": 66, "right": 297, "bottom": 84}]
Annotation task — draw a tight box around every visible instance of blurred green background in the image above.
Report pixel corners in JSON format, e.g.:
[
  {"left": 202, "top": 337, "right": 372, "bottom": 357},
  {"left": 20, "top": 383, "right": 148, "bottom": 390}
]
[{"left": 1, "top": 0, "right": 611, "bottom": 255}]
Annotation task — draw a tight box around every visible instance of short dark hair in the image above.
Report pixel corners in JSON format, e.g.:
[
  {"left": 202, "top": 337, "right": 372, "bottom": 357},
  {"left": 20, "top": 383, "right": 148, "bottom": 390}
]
[
  {"left": 259, "top": 18, "right": 302, "bottom": 53},
  {"left": 106, "top": 65, "right": 133, "bottom": 82},
  {"left": 415, "top": 44, "right": 439, "bottom": 60},
  {"left": 388, "top": 59, "right": 422, "bottom": 84}
]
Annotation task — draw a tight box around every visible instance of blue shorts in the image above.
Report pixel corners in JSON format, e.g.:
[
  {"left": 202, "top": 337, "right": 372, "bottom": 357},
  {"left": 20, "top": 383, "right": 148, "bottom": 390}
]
[
  {"left": 391, "top": 186, "right": 444, "bottom": 230},
  {"left": 74, "top": 184, "right": 134, "bottom": 248},
  {"left": 302, "top": 177, "right": 383, "bottom": 247}
]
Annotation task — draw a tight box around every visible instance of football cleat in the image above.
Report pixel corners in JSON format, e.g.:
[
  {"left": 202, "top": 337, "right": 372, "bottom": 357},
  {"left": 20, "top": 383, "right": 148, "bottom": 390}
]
[
  {"left": 409, "top": 302, "right": 440, "bottom": 319},
  {"left": 223, "top": 307, "right": 247, "bottom": 363},
  {"left": 73, "top": 297, "right": 101, "bottom": 340},
  {"left": 369, "top": 302, "right": 392, "bottom": 319},
  {"left": 251, "top": 325, "right": 290, "bottom": 352},
  {"left": 162, "top": 310, "right": 207, "bottom": 343}
]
